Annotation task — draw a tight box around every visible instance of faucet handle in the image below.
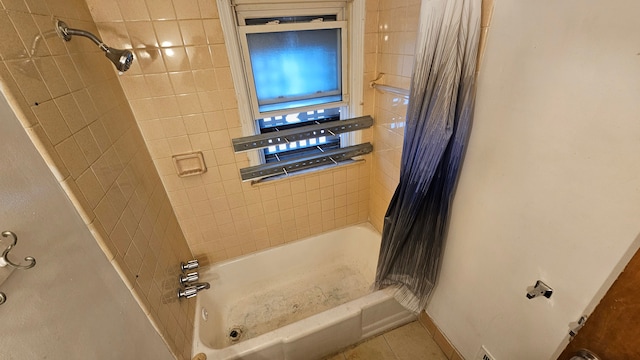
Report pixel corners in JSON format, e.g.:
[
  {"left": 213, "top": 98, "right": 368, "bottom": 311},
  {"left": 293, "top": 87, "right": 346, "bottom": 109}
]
[
  {"left": 177, "top": 286, "right": 198, "bottom": 299},
  {"left": 180, "top": 259, "right": 199, "bottom": 272},
  {"left": 179, "top": 271, "right": 199, "bottom": 285}
]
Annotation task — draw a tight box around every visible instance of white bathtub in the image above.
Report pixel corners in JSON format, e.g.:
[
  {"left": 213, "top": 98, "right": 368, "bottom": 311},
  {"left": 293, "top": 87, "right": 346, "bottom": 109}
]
[{"left": 191, "top": 223, "right": 415, "bottom": 360}]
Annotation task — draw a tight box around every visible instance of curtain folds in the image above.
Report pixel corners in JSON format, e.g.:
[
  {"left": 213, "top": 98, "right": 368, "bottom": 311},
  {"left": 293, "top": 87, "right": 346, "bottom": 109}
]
[{"left": 373, "top": 0, "right": 481, "bottom": 313}]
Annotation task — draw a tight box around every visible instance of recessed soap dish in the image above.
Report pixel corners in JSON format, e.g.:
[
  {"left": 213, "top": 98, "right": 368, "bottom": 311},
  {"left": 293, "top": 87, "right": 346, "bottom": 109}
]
[{"left": 173, "top": 152, "right": 207, "bottom": 177}]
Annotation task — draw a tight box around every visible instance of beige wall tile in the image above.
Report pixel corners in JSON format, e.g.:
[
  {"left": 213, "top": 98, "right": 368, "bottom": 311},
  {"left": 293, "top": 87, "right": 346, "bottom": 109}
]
[
  {"left": 198, "top": 0, "right": 218, "bottom": 19},
  {"left": 55, "top": 136, "right": 89, "bottom": 178},
  {"left": 32, "top": 100, "right": 72, "bottom": 144},
  {"left": 153, "top": 20, "right": 183, "bottom": 47},
  {"left": 7, "top": 11, "right": 47, "bottom": 57},
  {"left": 86, "top": 0, "right": 122, "bottom": 22},
  {"left": 126, "top": 21, "right": 158, "bottom": 49},
  {"left": 179, "top": 19, "right": 206, "bottom": 46},
  {"left": 169, "top": 71, "right": 196, "bottom": 94},
  {"left": 117, "top": 0, "right": 150, "bottom": 21},
  {"left": 145, "top": 0, "right": 176, "bottom": 21},
  {"left": 185, "top": 45, "right": 213, "bottom": 69},
  {"left": 55, "top": 93, "right": 86, "bottom": 132},
  {"left": 24, "top": 124, "right": 70, "bottom": 180},
  {"left": 174, "top": 0, "right": 200, "bottom": 20},
  {"left": 0, "top": 11, "right": 29, "bottom": 60},
  {"left": 2, "top": 0, "right": 28, "bottom": 12},
  {"left": 6, "top": 59, "right": 50, "bottom": 104},
  {"left": 203, "top": 19, "right": 224, "bottom": 44},
  {"left": 145, "top": 73, "right": 174, "bottom": 97},
  {"left": 136, "top": 48, "right": 167, "bottom": 74},
  {"left": 162, "top": 46, "right": 190, "bottom": 72}
]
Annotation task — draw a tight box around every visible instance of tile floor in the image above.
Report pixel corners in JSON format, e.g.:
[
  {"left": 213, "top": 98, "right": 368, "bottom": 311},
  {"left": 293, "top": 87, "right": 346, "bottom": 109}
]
[{"left": 322, "top": 321, "right": 448, "bottom": 360}]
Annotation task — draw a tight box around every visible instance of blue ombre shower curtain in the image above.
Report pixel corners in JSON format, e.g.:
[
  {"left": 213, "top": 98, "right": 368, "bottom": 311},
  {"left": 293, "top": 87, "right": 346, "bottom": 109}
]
[{"left": 373, "top": 0, "right": 481, "bottom": 313}]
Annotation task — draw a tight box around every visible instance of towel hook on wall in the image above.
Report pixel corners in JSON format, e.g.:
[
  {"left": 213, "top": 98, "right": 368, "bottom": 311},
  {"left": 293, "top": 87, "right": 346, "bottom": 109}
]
[{"left": 0, "top": 231, "right": 36, "bottom": 270}]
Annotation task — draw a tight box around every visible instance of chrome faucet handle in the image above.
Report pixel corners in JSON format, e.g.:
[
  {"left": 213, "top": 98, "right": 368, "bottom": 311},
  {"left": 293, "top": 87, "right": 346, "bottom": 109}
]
[
  {"left": 177, "top": 282, "right": 210, "bottom": 300},
  {"left": 180, "top": 259, "right": 199, "bottom": 273},
  {"left": 179, "top": 271, "right": 199, "bottom": 285},
  {"left": 178, "top": 286, "right": 198, "bottom": 299}
]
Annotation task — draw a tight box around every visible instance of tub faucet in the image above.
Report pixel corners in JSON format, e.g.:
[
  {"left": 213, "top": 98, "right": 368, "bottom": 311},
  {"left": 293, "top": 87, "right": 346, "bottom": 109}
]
[
  {"left": 177, "top": 282, "right": 210, "bottom": 299},
  {"left": 194, "top": 282, "right": 210, "bottom": 291}
]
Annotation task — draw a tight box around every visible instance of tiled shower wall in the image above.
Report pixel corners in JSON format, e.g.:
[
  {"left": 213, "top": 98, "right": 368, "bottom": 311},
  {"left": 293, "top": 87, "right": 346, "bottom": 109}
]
[
  {"left": 0, "top": 0, "right": 193, "bottom": 358},
  {"left": 84, "top": 0, "right": 375, "bottom": 264},
  {"left": 368, "top": 0, "right": 418, "bottom": 231},
  {"left": 369, "top": 0, "right": 495, "bottom": 232}
]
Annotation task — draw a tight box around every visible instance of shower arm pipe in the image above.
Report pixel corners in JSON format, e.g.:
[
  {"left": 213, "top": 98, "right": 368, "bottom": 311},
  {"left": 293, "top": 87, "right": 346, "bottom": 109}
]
[{"left": 60, "top": 26, "right": 108, "bottom": 52}]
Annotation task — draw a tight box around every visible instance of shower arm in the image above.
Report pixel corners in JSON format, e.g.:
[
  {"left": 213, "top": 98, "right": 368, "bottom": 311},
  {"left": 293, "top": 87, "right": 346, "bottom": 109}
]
[
  {"left": 59, "top": 26, "right": 109, "bottom": 52},
  {"left": 56, "top": 21, "right": 107, "bottom": 51}
]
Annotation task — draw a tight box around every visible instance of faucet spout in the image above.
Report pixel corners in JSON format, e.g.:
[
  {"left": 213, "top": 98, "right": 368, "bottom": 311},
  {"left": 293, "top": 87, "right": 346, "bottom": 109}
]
[{"left": 194, "top": 282, "right": 210, "bottom": 291}]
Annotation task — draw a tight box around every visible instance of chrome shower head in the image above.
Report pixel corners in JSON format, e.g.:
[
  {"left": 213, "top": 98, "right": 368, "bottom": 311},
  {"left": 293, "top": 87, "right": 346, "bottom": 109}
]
[
  {"left": 56, "top": 20, "right": 134, "bottom": 72},
  {"left": 104, "top": 47, "right": 134, "bottom": 72}
]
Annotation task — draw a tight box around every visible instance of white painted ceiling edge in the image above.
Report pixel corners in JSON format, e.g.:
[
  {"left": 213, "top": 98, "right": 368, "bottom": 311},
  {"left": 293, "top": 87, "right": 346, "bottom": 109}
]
[{"left": 426, "top": 0, "right": 640, "bottom": 359}]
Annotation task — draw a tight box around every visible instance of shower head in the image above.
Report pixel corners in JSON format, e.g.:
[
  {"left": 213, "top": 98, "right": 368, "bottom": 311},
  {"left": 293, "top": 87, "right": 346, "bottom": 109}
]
[
  {"left": 56, "top": 20, "right": 134, "bottom": 72},
  {"left": 104, "top": 47, "right": 134, "bottom": 72}
]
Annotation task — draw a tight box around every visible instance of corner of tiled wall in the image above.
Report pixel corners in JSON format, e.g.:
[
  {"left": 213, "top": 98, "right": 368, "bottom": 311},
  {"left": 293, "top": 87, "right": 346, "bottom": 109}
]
[
  {"left": 368, "top": 0, "right": 418, "bottom": 232},
  {"left": 0, "top": 0, "right": 195, "bottom": 358}
]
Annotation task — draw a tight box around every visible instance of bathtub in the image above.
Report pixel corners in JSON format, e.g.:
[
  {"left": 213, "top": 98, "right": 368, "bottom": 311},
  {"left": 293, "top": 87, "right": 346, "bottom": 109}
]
[{"left": 191, "top": 223, "right": 415, "bottom": 360}]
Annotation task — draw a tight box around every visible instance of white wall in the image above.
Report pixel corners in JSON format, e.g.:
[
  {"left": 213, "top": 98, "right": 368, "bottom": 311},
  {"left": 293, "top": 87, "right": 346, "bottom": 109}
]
[
  {"left": 0, "top": 90, "right": 174, "bottom": 359},
  {"left": 426, "top": 1, "right": 640, "bottom": 359}
]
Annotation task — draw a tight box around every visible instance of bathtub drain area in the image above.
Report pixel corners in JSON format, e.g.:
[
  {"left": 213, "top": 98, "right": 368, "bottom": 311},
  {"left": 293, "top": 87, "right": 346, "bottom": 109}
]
[
  {"left": 228, "top": 327, "right": 243, "bottom": 342},
  {"left": 222, "top": 263, "right": 370, "bottom": 347}
]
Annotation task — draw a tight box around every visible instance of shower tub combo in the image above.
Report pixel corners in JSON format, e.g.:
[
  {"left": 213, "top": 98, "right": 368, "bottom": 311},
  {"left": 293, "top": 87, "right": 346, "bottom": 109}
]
[{"left": 192, "top": 223, "right": 415, "bottom": 360}]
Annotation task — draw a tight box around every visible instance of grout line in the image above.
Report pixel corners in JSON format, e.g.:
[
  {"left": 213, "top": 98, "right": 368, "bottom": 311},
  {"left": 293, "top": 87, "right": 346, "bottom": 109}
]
[{"left": 382, "top": 326, "right": 403, "bottom": 360}]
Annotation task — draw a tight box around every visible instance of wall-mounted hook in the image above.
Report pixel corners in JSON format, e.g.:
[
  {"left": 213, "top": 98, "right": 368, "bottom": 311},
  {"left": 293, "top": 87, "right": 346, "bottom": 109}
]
[
  {"left": 526, "top": 280, "right": 553, "bottom": 299},
  {"left": 1, "top": 231, "right": 36, "bottom": 270}
]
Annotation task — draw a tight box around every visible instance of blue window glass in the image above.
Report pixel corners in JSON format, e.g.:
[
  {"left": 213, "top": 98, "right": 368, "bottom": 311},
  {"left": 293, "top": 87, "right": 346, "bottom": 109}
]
[{"left": 246, "top": 28, "right": 342, "bottom": 113}]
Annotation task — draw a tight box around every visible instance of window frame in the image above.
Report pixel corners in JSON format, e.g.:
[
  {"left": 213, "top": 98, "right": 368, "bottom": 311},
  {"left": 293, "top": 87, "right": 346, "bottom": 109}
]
[
  {"left": 237, "top": 20, "right": 349, "bottom": 119},
  {"left": 235, "top": 5, "right": 347, "bottom": 26},
  {"left": 217, "top": 0, "right": 365, "bottom": 167}
]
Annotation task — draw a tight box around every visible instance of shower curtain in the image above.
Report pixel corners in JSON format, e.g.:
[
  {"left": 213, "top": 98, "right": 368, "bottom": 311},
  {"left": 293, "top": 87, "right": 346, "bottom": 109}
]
[{"left": 373, "top": 0, "right": 481, "bottom": 313}]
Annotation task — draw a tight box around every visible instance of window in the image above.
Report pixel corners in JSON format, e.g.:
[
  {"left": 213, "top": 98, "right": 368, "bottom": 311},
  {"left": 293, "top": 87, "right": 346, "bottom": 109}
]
[
  {"left": 241, "top": 19, "right": 345, "bottom": 115},
  {"left": 218, "top": 0, "right": 370, "bottom": 180}
]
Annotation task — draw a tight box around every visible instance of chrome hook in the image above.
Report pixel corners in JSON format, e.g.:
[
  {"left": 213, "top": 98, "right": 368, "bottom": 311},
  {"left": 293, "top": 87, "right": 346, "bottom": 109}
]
[{"left": 1, "top": 231, "right": 36, "bottom": 270}]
